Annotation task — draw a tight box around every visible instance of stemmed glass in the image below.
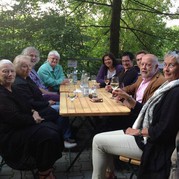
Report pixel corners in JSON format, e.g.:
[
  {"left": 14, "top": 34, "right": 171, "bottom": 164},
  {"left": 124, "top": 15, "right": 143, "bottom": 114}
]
[
  {"left": 68, "top": 88, "right": 77, "bottom": 109},
  {"left": 104, "top": 75, "right": 110, "bottom": 86},
  {"left": 110, "top": 76, "right": 119, "bottom": 98},
  {"left": 66, "top": 69, "right": 73, "bottom": 84},
  {"left": 85, "top": 72, "right": 90, "bottom": 81}
]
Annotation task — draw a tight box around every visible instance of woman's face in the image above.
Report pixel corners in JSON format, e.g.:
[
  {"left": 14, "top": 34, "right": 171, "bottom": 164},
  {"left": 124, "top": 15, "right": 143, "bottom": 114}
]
[
  {"left": 28, "top": 50, "right": 39, "bottom": 65},
  {"left": 17, "top": 61, "right": 32, "bottom": 78},
  {"left": 48, "top": 55, "right": 59, "bottom": 68},
  {"left": 0, "top": 63, "right": 16, "bottom": 86},
  {"left": 163, "top": 56, "right": 179, "bottom": 82},
  {"left": 103, "top": 56, "right": 113, "bottom": 68}
]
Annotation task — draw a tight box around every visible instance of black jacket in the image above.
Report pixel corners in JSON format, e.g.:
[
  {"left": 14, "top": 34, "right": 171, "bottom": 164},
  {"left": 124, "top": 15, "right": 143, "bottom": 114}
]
[{"left": 136, "top": 86, "right": 179, "bottom": 179}]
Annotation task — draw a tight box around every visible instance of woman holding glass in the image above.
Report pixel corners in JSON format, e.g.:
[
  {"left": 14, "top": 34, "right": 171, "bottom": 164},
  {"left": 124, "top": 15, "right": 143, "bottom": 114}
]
[
  {"left": 92, "top": 51, "right": 179, "bottom": 179},
  {"left": 96, "top": 53, "right": 123, "bottom": 88}
]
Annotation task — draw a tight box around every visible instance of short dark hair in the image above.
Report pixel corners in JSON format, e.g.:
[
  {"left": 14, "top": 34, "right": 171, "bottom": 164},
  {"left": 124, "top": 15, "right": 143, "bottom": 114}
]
[
  {"left": 102, "top": 52, "right": 118, "bottom": 67},
  {"left": 135, "top": 50, "right": 148, "bottom": 56},
  {"left": 122, "top": 51, "right": 134, "bottom": 61}
]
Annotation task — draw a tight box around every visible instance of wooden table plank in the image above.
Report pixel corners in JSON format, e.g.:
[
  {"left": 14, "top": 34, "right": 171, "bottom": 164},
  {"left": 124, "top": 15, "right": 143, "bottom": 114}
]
[{"left": 59, "top": 81, "right": 130, "bottom": 116}]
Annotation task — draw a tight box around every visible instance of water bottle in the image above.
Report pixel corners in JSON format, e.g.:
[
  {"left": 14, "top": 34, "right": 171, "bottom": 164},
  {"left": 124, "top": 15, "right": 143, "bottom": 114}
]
[
  {"left": 72, "top": 67, "right": 78, "bottom": 84},
  {"left": 80, "top": 70, "right": 86, "bottom": 87},
  {"left": 83, "top": 73, "right": 89, "bottom": 97}
]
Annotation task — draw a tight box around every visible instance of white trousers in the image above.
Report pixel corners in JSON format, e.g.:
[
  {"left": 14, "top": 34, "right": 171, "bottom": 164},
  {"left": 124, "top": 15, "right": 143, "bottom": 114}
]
[{"left": 92, "top": 130, "right": 143, "bottom": 179}]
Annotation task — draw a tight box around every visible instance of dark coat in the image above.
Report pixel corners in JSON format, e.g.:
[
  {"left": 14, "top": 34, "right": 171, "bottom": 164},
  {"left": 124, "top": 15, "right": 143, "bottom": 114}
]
[
  {"left": 136, "top": 86, "right": 179, "bottom": 179},
  {"left": 117, "top": 67, "right": 138, "bottom": 87},
  {"left": 0, "top": 85, "right": 63, "bottom": 170},
  {"left": 13, "top": 75, "right": 49, "bottom": 110}
]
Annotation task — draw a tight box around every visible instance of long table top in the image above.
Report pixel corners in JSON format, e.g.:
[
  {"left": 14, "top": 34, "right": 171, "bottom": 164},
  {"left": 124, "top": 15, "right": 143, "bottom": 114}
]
[{"left": 59, "top": 82, "right": 130, "bottom": 117}]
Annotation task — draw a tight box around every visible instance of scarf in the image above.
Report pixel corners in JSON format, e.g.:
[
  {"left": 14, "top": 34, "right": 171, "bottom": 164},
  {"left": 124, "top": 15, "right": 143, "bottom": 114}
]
[{"left": 132, "top": 79, "right": 179, "bottom": 134}]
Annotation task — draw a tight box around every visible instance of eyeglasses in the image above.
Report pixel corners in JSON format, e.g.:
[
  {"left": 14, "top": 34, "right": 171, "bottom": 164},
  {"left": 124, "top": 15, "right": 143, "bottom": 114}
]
[
  {"left": 136, "top": 58, "right": 142, "bottom": 62},
  {"left": 163, "top": 62, "right": 178, "bottom": 69},
  {"left": 168, "top": 50, "right": 179, "bottom": 55}
]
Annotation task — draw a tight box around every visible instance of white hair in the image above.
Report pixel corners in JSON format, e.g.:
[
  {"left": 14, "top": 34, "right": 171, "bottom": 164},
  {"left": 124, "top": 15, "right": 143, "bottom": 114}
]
[
  {"left": 48, "top": 50, "right": 60, "bottom": 59},
  {"left": 165, "top": 51, "right": 179, "bottom": 64},
  {"left": 0, "top": 59, "right": 13, "bottom": 68}
]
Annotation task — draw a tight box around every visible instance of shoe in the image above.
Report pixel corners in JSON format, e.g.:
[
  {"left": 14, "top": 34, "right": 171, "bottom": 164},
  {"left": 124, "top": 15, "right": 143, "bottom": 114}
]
[
  {"left": 65, "top": 138, "right": 76, "bottom": 143},
  {"left": 64, "top": 141, "right": 77, "bottom": 148}
]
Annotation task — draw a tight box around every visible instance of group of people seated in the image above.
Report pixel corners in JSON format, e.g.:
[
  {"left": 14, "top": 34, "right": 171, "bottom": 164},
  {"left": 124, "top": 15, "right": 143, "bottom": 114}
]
[
  {"left": 0, "top": 48, "right": 178, "bottom": 179},
  {"left": 93, "top": 50, "right": 179, "bottom": 179},
  {"left": 0, "top": 47, "right": 77, "bottom": 179}
]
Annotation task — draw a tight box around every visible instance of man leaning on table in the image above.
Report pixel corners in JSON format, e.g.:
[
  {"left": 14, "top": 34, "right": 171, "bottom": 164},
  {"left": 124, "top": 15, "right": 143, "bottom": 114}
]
[{"left": 108, "top": 53, "right": 166, "bottom": 130}]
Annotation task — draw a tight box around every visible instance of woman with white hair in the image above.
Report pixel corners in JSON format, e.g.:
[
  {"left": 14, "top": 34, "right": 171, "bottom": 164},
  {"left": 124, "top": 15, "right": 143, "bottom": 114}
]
[
  {"left": 92, "top": 51, "right": 179, "bottom": 179},
  {"left": 0, "top": 59, "right": 63, "bottom": 179},
  {"left": 21, "top": 47, "right": 60, "bottom": 102},
  {"left": 37, "top": 50, "right": 69, "bottom": 92}
]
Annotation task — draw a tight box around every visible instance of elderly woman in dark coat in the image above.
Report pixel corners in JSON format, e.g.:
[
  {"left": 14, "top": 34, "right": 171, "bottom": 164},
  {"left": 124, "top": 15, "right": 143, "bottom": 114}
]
[
  {"left": 0, "top": 59, "right": 63, "bottom": 179},
  {"left": 92, "top": 51, "right": 179, "bottom": 179}
]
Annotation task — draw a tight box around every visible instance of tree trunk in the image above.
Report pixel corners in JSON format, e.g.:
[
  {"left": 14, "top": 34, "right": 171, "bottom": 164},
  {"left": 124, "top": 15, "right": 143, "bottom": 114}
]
[{"left": 110, "top": 0, "right": 122, "bottom": 58}]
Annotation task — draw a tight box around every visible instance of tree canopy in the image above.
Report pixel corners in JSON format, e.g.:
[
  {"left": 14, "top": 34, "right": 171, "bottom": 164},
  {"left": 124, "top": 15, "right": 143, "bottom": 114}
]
[{"left": 0, "top": 0, "right": 178, "bottom": 73}]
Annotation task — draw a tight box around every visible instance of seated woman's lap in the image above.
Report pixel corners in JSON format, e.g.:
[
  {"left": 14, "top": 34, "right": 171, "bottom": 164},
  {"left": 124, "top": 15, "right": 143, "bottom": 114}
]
[{"left": 93, "top": 130, "right": 142, "bottom": 160}]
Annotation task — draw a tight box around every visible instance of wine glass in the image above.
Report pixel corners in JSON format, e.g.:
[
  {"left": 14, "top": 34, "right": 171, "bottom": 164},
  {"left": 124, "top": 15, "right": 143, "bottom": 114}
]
[
  {"left": 66, "top": 70, "right": 73, "bottom": 84},
  {"left": 110, "top": 76, "right": 119, "bottom": 98},
  {"left": 85, "top": 72, "right": 90, "bottom": 81},
  {"left": 68, "top": 91, "right": 77, "bottom": 102},
  {"left": 104, "top": 75, "right": 110, "bottom": 86}
]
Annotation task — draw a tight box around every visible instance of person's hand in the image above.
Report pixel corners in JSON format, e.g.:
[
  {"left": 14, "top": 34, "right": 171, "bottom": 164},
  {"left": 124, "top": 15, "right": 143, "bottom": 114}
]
[
  {"left": 61, "top": 79, "right": 70, "bottom": 85},
  {"left": 48, "top": 100, "right": 56, "bottom": 105},
  {"left": 105, "top": 85, "right": 112, "bottom": 92},
  {"left": 112, "top": 88, "right": 128, "bottom": 99},
  {"left": 32, "top": 110, "right": 45, "bottom": 123},
  {"left": 125, "top": 127, "right": 140, "bottom": 136}
]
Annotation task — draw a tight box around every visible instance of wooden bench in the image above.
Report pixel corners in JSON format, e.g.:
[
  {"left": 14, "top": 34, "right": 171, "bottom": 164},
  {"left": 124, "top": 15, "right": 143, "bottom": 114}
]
[{"left": 119, "top": 156, "right": 141, "bottom": 179}]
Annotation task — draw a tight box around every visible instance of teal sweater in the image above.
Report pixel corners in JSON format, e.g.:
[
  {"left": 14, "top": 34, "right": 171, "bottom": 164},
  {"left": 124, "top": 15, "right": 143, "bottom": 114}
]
[{"left": 37, "top": 61, "right": 65, "bottom": 92}]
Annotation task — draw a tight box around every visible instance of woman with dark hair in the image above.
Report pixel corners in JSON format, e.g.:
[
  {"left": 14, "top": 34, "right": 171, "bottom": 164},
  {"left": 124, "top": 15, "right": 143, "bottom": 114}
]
[{"left": 96, "top": 53, "right": 123, "bottom": 88}]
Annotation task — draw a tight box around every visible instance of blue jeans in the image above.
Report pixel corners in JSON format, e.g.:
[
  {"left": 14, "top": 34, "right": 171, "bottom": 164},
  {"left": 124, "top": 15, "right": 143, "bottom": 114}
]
[{"left": 55, "top": 116, "right": 72, "bottom": 140}]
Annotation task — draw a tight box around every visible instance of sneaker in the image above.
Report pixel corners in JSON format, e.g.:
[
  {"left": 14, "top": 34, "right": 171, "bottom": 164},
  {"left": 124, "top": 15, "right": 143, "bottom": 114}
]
[
  {"left": 64, "top": 141, "right": 77, "bottom": 148},
  {"left": 65, "top": 138, "right": 76, "bottom": 143}
]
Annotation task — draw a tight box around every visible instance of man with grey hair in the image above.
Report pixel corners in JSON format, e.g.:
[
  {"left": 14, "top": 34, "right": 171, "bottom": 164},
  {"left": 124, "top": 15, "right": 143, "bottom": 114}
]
[
  {"left": 108, "top": 54, "right": 166, "bottom": 130},
  {"left": 38, "top": 50, "right": 69, "bottom": 92}
]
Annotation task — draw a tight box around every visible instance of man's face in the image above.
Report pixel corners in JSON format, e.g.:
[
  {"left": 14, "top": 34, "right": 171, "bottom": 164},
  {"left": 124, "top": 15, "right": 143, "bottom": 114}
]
[
  {"left": 48, "top": 55, "right": 59, "bottom": 68},
  {"left": 136, "top": 53, "right": 146, "bottom": 68},
  {"left": 140, "top": 55, "right": 158, "bottom": 79},
  {"left": 122, "top": 55, "right": 133, "bottom": 70}
]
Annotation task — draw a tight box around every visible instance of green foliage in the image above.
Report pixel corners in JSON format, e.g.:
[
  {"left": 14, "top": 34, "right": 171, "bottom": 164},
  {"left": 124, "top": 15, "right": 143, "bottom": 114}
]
[{"left": 0, "top": 0, "right": 178, "bottom": 74}]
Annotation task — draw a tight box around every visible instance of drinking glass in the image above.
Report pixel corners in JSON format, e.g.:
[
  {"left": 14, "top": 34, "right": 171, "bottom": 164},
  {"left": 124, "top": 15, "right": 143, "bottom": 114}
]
[
  {"left": 85, "top": 72, "right": 90, "bottom": 81},
  {"left": 66, "top": 70, "right": 73, "bottom": 84},
  {"left": 68, "top": 90, "right": 77, "bottom": 109},
  {"left": 91, "top": 75, "right": 97, "bottom": 87},
  {"left": 110, "top": 76, "right": 119, "bottom": 98},
  {"left": 111, "top": 76, "right": 119, "bottom": 90},
  {"left": 104, "top": 75, "right": 110, "bottom": 86}
]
